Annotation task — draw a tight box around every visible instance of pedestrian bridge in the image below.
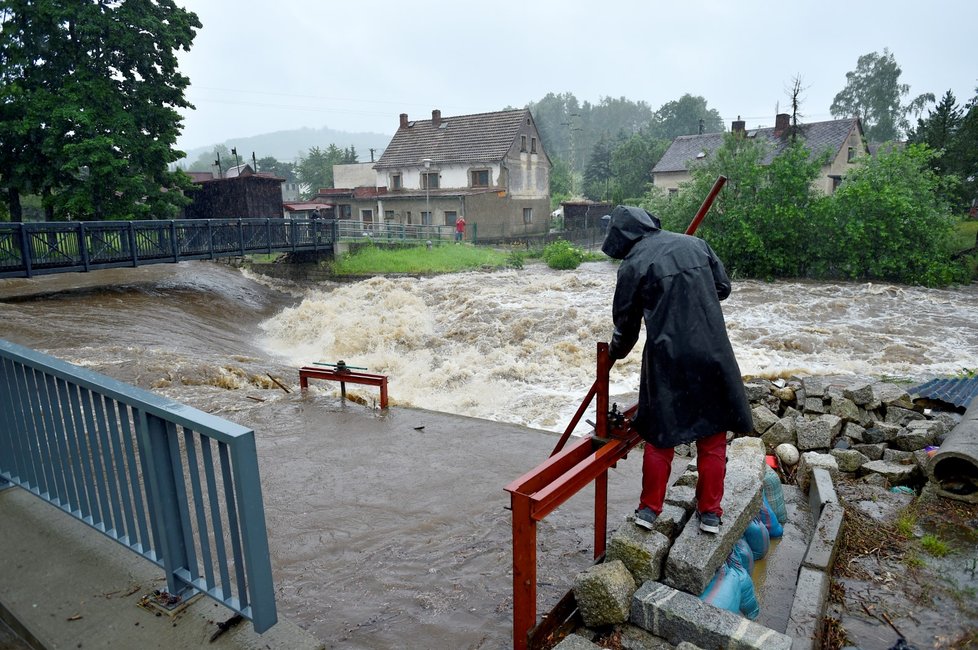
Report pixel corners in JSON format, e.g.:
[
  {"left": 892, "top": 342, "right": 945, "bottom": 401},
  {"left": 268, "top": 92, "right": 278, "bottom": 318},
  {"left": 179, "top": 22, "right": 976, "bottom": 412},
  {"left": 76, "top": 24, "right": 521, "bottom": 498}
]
[{"left": 0, "top": 218, "right": 337, "bottom": 279}]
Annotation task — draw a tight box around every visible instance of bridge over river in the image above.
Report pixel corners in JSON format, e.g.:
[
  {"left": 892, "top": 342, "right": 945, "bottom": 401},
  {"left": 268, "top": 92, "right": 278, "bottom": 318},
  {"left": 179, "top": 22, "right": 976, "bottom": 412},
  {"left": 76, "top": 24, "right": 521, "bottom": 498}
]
[{"left": 0, "top": 218, "right": 338, "bottom": 279}]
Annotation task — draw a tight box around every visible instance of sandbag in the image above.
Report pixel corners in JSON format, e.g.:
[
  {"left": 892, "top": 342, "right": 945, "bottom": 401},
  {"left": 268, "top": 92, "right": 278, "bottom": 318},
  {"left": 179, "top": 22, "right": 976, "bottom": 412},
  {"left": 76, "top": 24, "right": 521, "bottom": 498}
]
[
  {"left": 699, "top": 564, "right": 741, "bottom": 615},
  {"left": 726, "top": 540, "right": 760, "bottom": 620},
  {"left": 763, "top": 465, "right": 788, "bottom": 524},
  {"left": 743, "top": 515, "right": 770, "bottom": 561},
  {"left": 758, "top": 492, "right": 784, "bottom": 539}
]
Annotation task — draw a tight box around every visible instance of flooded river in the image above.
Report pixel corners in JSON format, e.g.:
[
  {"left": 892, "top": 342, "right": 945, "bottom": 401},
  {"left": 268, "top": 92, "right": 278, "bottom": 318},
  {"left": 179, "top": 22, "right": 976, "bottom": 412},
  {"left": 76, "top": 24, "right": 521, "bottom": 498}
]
[{"left": 2, "top": 260, "right": 978, "bottom": 647}]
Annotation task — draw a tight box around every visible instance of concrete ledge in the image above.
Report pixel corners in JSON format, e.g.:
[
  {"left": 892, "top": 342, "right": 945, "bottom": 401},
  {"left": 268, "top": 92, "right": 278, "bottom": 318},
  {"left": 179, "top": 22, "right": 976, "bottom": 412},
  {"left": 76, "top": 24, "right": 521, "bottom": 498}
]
[
  {"left": 786, "top": 567, "right": 829, "bottom": 649},
  {"left": 0, "top": 487, "right": 323, "bottom": 650},
  {"left": 801, "top": 502, "right": 845, "bottom": 573},
  {"left": 630, "top": 581, "right": 792, "bottom": 650}
]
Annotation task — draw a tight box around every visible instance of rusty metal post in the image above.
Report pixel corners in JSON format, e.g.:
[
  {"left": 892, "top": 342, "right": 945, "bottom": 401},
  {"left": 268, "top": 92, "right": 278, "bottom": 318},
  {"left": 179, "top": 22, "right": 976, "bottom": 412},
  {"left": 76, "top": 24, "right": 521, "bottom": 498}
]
[
  {"left": 595, "top": 342, "right": 610, "bottom": 438},
  {"left": 511, "top": 492, "right": 536, "bottom": 650},
  {"left": 594, "top": 469, "right": 608, "bottom": 559},
  {"left": 684, "top": 175, "right": 727, "bottom": 236}
]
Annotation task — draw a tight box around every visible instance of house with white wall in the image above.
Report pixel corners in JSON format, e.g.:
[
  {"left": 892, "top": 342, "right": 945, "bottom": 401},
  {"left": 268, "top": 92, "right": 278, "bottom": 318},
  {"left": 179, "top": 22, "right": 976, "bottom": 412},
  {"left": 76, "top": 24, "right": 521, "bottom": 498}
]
[
  {"left": 316, "top": 108, "right": 552, "bottom": 240},
  {"left": 652, "top": 114, "right": 868, "bottom": 196}
]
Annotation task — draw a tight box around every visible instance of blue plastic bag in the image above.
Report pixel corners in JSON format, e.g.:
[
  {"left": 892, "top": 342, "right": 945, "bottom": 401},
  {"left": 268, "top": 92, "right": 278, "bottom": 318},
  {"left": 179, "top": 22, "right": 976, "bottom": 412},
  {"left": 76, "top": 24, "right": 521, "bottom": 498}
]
[
  {"left": 742, "top": 515, "right": 770, "bottom": 561},
  {"left": 726, "top": 541, "right": 760, "bottom": 620},
  {"left": 763, "top": 465, "right": 788, "bottom": 524},
  {"left": 758, "top": 492, "right": 784, "bottom": 539},
  {"left": 699, "top": 564, "right": 741, "bottom": 615}
]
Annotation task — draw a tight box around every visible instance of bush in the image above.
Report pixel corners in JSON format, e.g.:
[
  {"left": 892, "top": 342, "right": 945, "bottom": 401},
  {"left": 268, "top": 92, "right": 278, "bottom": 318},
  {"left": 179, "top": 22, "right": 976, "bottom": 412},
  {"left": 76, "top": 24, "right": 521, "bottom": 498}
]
[{"left": 542, "top": 239, "right": 585, "bottom": 270}]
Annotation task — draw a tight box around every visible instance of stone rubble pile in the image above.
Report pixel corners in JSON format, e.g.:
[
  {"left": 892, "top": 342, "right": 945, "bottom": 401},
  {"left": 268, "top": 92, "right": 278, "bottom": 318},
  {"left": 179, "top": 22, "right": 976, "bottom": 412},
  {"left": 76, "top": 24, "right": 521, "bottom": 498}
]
[{"left": 556, "top": 376, "right": 953, "bottom": 650}]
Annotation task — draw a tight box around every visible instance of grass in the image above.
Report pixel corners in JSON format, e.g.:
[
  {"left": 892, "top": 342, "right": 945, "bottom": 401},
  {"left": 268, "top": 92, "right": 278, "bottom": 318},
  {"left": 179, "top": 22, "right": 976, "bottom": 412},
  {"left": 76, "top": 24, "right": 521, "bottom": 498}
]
[
  {"left": 331, "top": 243, "right": 513, "bottom": 275},
  {"left": 953, "top": 219, "right": 978, "bottom": 252},
  {"left": 921, "top": 534, "right": 951, "bottom": 557}
]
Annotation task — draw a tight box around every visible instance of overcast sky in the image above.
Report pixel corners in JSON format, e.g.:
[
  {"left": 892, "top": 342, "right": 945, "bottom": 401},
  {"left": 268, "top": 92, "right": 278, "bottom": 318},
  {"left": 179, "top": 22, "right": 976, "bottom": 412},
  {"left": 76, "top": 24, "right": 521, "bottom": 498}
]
[{"left": 174, "top": 0, "right": 977, "bottom": 153}]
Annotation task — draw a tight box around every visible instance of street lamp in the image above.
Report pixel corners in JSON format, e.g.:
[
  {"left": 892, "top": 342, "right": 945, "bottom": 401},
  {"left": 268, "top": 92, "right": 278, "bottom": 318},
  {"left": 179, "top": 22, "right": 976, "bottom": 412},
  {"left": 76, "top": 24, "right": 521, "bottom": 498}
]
[{"left": 422, "top": 158, "right": 432, "bottom": 228}]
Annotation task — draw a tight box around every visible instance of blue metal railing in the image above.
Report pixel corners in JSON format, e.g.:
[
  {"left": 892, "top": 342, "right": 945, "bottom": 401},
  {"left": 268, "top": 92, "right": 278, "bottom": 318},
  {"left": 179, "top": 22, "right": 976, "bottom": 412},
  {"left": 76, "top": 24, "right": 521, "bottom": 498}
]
[
  {"left": 0, "top": 339, "right": 277, "bottom": 632},
  {"left": 335, "top": 219, "right": 454, "bottom": 242},
  {"left": 0, "top": 218, "right": 337, "bottom": 278}
]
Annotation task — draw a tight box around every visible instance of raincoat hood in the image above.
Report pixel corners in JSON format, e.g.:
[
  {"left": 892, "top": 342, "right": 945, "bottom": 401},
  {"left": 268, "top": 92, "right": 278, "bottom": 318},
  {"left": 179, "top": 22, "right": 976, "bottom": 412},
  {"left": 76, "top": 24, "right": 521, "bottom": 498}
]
[{"left": 601, "top": 205, "right": 661, "bottom": 259}]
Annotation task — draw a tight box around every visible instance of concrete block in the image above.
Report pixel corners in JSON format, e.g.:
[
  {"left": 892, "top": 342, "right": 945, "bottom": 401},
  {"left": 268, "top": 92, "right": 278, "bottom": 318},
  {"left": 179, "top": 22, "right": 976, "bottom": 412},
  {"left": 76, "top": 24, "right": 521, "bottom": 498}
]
[
  {"left": 852, "top": 442, "right": 886, "bottom": 461},
  {"left": 744, "top": 382, "right": 772, "bottom": 402},
  {"left": 652, "top": 503, "right": 690, "bottom": 540},
  {"left": 808, "top": 467, "right": 838, "bottom": 523},
  {"left": 884, "top": 406, "right": 926, "bottom": 426},
  {"left": 802, "top": 502, "right": 845, "bottom": 572},
  {"left": 751, "top": 405, "right": 779, "bottom": 435},
  {"left": 843, "top": 382, "right": 875, "bottom": 406},
  {"left": 630, "top": 581, "right": 792, "bottom": 650},
  {"left": 829, "top": 448, "right": 869, "bottom": 473},
  {"left": 801, "top": 376, "right": 829, "bottom": 398},
  {"left": 618, "top": 623, "right": 677, "bottom": 649},
  {"left": 882, "top": 448, "right": 914, "bottom": 463},
  {"left": 859, "top": 459, "right": 920, "bottom": 485},
  {"left": 785, "top": 567, "right": 830, "bottom": 649},
  {"left": 662, "top": 438, "right": 765, "bottom": 595},
  {"left": 829, "top": 397, "right": 860, "bottom": 423},
  {"left": 664, "top": 485, "right": 697, "bottom": 512},
  {"left": 673, "top": 469, "right": 699, "bottom": 488},
  {"left": 892, "top": 428, "right": 935, "bottom": 451},
  {"left": 762, "top": 416, "right": 798, "bottom": 448},
  {"left": 796, "top": 452, "right": 838, "bottom": 494},
  {"left": 573, "top": 560, "right": 636, "bottom": 628},
  {"left": 862, "top": 422, "right": 900, "bottom": 443},
  {"left": 796, "top": 415, "right": 842, "bottom": 451},
  {"left": 803, "top": 397, "right": 825, "bottom": 415},
  {"left": 841, "top": 422, "right": 866, "bottom": 443},
  {"left": 607, "top": 526, "right": 670, "bottom": 585},
  {"left": 873, "top": 382, "right": 914, "bottom": 409},
  {"left": 553, "top": 634, "right": 603, "bottom": 650}
]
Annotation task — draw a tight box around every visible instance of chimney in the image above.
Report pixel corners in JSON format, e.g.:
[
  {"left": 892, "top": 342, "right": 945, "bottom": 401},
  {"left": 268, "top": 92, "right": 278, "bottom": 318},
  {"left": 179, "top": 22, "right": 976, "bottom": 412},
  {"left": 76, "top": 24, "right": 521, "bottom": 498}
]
[
  {"left": 399, "top": 113, "right": 408, "bottom": 128},
  {"left": 732, "top": 116, "right": 746, "bottom": 136},
  {"left": 774, "top": 113, "right": 790, "bottom": 137},
  {"left": 431, "top": 109, "right": 442, "bottom": 128}
]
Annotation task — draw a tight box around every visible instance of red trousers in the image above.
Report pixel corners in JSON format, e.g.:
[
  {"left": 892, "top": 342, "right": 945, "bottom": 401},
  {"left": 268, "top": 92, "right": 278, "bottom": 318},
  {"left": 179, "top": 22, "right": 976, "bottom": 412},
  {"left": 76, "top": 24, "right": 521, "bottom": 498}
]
[{"left": 639, "top": 431, "right": 727, "bottom": 516}]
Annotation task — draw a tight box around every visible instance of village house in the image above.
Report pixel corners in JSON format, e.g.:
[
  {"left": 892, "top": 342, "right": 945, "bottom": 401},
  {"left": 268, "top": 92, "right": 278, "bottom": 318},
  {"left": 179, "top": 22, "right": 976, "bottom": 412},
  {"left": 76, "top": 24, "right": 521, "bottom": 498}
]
[
  {"left": 312, "top": 108, "right": 552, "bottom": 240},
  {"left": 652, "top": 114, "right": 869, "bottom": 196},
  {"left": 182, "top": 164, "right": 286, "bottom": 219}
]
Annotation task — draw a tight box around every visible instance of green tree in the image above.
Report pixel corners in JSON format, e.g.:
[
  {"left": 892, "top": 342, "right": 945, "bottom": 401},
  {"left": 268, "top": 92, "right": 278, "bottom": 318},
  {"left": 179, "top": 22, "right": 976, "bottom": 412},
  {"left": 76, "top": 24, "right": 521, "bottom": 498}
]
[
  {"left": 187, "top": 145, "right": 234, "bottom": 174},
  {"left": 583, "top": 136, "right": 615, "bottom": 201},
  {"left": 953, "top": 86, "right": 978, "bottom": 210},
  {"left": 256, "top": 156, "right": 296, "bottom": 180},
  {"left": 649, "top": 94, "right": 725, "bottom": 141},
  {"left": 549, "top": 157, "right": 574, "bottom": 210},
  {"left": 830, "top": 49, "right": 934, "bottom": 143},
  {"left": 0, "top": 0, "right": 200, "bottom": 220},
  {"left": 826, "top": 144, "right": 964, "bottom": 286},
  {"left": 296, "top": 144, "right": 358, "bottom": 198},
  {"left": 610, "top": 130, "right": 667, "bottom": 202}
]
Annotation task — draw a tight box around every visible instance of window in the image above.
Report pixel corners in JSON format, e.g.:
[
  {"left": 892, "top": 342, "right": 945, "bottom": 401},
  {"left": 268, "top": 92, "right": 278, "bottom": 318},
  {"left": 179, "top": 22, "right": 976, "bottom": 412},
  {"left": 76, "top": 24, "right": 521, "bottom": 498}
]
[
  {"left": 847, "top": 147, "right": 855, "bottom": 162},
  {"left": 385, "top": 210, "right": 395, "bottom": 221},
  {"left": 341, "top": 205, "right": 352, "bottom": 219},
  {"left": 531, "top": 137, "right": 537, "bottom": 154},
  {"left": 406, "top": 211, "right": 412, "bottom": 224},
  {"left": 471, "top": 169, "right": 490, "bottom": 187},
  {"left": 520, "top": 135, "right": 527, "bottom": 152},
  {"left": 361, "top": 209, "right": 373, "bottom": 223},
  {"left": 523, "top": 208, "right": 533, "bottom": 224},
  {"left": 421, "top": 211, "right": 432, "bottom": 225},
  {"left": 421, "top": 172, "right": 439, "bottom": 189},
  {"left": 391, "top": 174, "right": 402, "bottom": 190},
  {"left": 668, "top": 188, "right": 678, "bottom": 198},
  {"left": 444, "top": 210, "right": 457, "bottom": 224},
  {"left": 831, "top": 175, "right": 843, "bottom": 192}
]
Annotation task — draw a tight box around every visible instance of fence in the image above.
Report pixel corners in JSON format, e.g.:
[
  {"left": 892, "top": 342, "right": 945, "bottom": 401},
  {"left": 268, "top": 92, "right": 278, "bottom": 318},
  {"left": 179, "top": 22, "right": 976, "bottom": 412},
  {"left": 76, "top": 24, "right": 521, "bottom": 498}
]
[
  {"left": 0, "top": 338, "right": 277, "bottom": 632},
  {"left": 0, "top": 218, "right": 337, "bottom": 278},
  {"left": 334, "top": 219, "right": 455, "bottom": 243}
]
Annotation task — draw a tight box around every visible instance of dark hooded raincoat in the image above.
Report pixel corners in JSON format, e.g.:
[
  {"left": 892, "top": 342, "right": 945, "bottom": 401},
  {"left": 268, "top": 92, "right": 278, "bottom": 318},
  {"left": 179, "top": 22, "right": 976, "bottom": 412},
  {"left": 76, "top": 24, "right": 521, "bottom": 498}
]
[{"left": 602, "top": 205, "right": 752, "bottom": 448}]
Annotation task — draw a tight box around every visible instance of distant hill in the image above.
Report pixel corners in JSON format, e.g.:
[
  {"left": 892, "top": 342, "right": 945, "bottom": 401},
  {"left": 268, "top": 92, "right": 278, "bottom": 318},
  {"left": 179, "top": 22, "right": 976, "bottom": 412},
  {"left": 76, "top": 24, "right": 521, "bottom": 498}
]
[{"left": 177, "top": 125, "right": 393, "bottom": 167}]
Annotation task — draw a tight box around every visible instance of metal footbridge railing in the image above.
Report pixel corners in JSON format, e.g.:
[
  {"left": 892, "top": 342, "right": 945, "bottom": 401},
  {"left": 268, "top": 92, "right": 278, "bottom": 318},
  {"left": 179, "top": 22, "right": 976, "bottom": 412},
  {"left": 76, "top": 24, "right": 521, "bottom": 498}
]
[
  {"left": 0, "top": 218, "right": 337, "bottom": 278},
  {"left": 0, "top": 339, "right": 277, "bottom": 632}
]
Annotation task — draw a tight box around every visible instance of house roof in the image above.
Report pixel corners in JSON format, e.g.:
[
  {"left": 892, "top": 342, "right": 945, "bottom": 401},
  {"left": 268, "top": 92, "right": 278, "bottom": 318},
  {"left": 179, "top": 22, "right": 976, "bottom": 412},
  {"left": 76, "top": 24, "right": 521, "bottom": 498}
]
[
  {"left": 283, "top": 202, "right": 335, "bottom": 211},
  {"left": 374, "top": 109, "right": 533, "bottom": 169},
  {"left": 652, "top": 118, "right": 862, "bottom": 174}
]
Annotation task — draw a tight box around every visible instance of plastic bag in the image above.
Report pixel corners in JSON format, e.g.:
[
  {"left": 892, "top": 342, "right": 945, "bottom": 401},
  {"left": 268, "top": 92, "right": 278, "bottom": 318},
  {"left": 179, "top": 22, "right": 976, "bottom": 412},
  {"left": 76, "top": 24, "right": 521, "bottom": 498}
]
[
  {"left": 763, "top": 465, "right": 788, "bottom": 524},
  {"left": 758, "top": 492, "right": 784, "bottom": 538},
  {"left": 699, "top": 564, "right": 741, "bottom": 615},
  {"left": 742, "top": 515, "right": 770, "bottom": 561},
  {"left": 725, "top": 541, "right": 760, "bottom": 620}
]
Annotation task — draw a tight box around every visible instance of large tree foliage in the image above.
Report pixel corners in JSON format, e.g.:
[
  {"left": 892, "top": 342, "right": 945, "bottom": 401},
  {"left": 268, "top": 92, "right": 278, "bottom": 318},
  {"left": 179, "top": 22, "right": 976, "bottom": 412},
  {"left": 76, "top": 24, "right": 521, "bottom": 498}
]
[
  {"left": 908, "top": 88, "right": 978, "bottom": 210},
  {"left": 644, "top": 134, "right": 831, "bottom": 279},
  {"left": 826, "top": 145, "right": 963, "bottom": 285},
  {"left": 648, "top": 94, "right": 724, "bottom": 141},
  {"left": 296, "top": 144, "right": 357, "bottom": 198},
  {"left": 0, "top": 0, "right": 200, "bottom": 221},
  {"left": 642, "top": 137, "right": 965, "bottom": 286},
  {"left": 830, "top": 48, "right": 933, "bottom": 143}
]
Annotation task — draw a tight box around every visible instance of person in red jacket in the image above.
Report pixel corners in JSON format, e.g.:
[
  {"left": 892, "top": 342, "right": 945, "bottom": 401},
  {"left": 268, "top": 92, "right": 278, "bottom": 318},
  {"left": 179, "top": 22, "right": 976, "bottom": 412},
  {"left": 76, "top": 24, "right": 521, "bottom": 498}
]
[
  {"left": 601, "top": 205, "right": 752, "bottom": 534},
  {"left": 454, "top": 215, "right": 466, "bottom": 243}
]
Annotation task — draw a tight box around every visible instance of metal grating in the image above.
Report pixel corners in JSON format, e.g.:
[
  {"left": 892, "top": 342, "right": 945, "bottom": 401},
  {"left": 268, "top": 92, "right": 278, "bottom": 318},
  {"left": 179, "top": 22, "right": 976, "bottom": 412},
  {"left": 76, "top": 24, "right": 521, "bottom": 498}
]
[{"left": 910, "top": 376, "right": 978, "bottom": 410}]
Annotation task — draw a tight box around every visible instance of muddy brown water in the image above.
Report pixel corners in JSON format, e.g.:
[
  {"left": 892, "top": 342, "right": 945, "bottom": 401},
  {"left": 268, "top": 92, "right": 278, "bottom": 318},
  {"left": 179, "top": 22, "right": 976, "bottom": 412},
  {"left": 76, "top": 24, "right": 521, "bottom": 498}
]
[{"left": 2, "top": 261, "right": 978, "bottom": 647}]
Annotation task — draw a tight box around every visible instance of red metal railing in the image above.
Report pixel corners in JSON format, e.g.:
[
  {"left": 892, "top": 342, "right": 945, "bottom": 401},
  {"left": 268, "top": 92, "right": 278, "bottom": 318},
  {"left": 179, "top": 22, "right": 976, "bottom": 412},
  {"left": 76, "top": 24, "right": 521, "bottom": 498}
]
[{"left": 299, "top": 363, "right": 389, "bottom": 408}]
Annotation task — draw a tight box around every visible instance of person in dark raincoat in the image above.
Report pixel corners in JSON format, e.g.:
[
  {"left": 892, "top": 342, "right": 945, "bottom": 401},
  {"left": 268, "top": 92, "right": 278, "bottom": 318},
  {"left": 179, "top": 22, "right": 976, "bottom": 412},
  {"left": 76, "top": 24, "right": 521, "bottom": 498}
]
[{"left": 601, "top": 205, "right": 752, "bottom": 534}]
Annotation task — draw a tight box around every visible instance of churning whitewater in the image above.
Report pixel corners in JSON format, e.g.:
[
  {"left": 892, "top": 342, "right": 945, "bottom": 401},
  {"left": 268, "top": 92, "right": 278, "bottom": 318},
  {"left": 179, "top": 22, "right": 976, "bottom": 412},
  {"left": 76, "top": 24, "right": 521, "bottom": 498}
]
[{"left": 254, "top": 263, "right": 978, "bottom": 432}]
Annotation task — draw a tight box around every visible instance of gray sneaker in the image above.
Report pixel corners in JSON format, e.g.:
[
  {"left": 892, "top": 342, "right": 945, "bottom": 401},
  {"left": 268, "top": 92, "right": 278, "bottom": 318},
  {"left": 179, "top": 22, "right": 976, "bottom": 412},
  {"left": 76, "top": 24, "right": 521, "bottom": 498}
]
[
  {"left": 699, "top": 511, "right": 721, "bottom": 534},
  {"left": 634, "top": 507, "right": 657, "bottom": 530}
]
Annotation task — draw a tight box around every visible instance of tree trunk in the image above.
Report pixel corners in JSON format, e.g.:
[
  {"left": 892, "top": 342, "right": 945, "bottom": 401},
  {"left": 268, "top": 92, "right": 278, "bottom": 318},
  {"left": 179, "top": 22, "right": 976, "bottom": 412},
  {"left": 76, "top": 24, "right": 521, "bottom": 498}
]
[{"left": 8, "top": 188, "right": 23, "bottom": 222}]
